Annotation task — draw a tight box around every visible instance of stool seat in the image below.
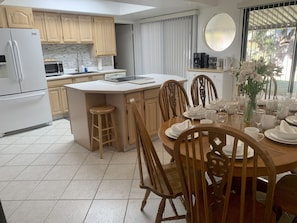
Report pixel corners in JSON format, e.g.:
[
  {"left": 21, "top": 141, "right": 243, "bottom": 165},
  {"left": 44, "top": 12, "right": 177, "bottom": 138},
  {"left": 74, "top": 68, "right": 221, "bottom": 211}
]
[
  {"left": 89, "top": 105, "right": 119, "bottom": 158},
  {"left": 90, "top": 105, "right": 115, "bottom": 115}
]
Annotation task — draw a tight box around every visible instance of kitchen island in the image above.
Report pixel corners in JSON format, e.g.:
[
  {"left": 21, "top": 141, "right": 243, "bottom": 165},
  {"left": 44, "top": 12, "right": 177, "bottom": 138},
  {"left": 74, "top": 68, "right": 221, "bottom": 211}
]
[{"left": 65, "top": 74, "right": 187, "bottom": 151}]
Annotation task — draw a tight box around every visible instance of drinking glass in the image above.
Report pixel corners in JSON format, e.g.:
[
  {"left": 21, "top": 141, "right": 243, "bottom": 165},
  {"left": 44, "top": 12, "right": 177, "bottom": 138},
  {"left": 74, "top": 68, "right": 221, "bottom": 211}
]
[{"left": 253, "top": 109, "right": 265, "bottom": 130}]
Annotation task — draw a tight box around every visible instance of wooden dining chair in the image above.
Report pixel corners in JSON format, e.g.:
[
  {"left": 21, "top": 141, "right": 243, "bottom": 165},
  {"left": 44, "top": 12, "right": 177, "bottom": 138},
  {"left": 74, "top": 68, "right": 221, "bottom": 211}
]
[
  {"left": 264, "top": 76, "right": 277, "bottom": 99},
  {"left": 191, "top": 75, "right": 218, "bottom": 107},
  {"left": 174, "top": 124, "right": 277, "bottom": 223},
  {"left": 273, "top": 173, "right": 297, "bottom": 223},
  {"left": 159, "top": 79, "right": 190, "bottom": 122},
  {"left": 130, "top": 98, "right": 186, "bottom": 223}
]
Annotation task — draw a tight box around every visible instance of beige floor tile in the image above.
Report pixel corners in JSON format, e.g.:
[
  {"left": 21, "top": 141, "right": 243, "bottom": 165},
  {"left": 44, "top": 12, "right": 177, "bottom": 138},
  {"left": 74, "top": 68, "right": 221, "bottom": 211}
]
[
  {"left": 0, "top": 154, "right": 16, "bottom": 165},
  {"left": 57, "top": 153, "right": 88, "bottom": 165},
  {"left": 8, "top": 200, "right": 56, "bottom": 223},
  {"left": 109, "top": 150, "right": 137, "bottom": 164},
  {"left": 22, "top": 143, "right": 52, "bottom": 153},
  {"left": 31, "top": 154, "right": 63, "bottom": 165},
  {"left": 1, "top": 144, "right": 28, "bottom": 154},
  {"left": 0, "top": 166, "right": 27, "bottom": 180},
  {"left": 28, "top": 180, "right": 69, "bottom": 200},
  {"left": 45, "top": 200, "right": 91, "bottom": 223},
  {"left": 15, "top": 165, "right": 53, "bottom": 180},
  {"left": 95, "top": 179, "right": 132, "bottom": 199},
  {"left": 128, "top": 179, "right": 158, "bottom": 200},
  {"left": 1, "top": 200, "right": 22, "bottom": 219},
  {"left": 61, "top": 180, "right": 100, "bottom": 199},
  {"left": 125, "top": 199, "right": 186, "bottom": 223},
  {"left": 13, "top": 136, "right": 40, "bottom": 144},
  {"left": 73, "top": 164, "right": 107, "bottom": 180},
  {"left": 35, "top": 136, "right": 61, "bottom": 144},
  {"left": 44, "top": 165, "right": 80, "bottom": 180},
  {"left": 85, "top": 200, "right": 127, "bottom": 223},
  {"left": 103, "top": 164, "right": 135, "bottom": 180},
  {"left": 6, "top": 154, "right": 40, "bottom": 165},
  {"left": 44, "top": 143, "right": 72, "bottom": 154},
  {"left": 0, "top": 181, "right": 39, "bottom": 200},
  {"left": 83, "top": 152, "right": 113, "bottom": 165}
]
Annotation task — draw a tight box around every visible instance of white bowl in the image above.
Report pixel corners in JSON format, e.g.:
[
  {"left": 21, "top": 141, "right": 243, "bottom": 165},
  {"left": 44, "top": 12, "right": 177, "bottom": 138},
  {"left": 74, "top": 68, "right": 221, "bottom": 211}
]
[{"left": 274, "top": 126, "right": 297, "bottom": 140}]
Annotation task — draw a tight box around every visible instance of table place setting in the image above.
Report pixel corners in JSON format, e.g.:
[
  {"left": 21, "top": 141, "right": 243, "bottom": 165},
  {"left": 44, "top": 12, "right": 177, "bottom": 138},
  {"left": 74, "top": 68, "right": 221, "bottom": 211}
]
[
  {"left": 165, "top": 119, "right": 198, "bottom": 139},
  {"left": 264, "top": 120, "right": 297, "bottom": 144},
  {"left": 222, "top": 144, "right": 254, "bottom": 159},
  {"left": 285, "top": 113, "right": 297, "bottom": 126},
  {"left": 183, "top": 105, "right": 206, "bottom": 120}
]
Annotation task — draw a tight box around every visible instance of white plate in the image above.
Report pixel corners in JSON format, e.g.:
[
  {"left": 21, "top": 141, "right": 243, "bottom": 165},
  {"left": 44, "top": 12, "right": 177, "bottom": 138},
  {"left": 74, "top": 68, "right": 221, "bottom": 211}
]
[
  {"left": 285, "top": 116, "right": 297, "bottom": 126},
  {"left": 264, "top": 128, "right": 297, "bottom": 145},
  {"left": 165, "top": 127, "right": 198, "bottom": 139},
  {"left": 183, "top": 111, "right": 205, "bottom": 120},
  {"left": 222, "top": 145, "right": 254, "bottom": 159}
]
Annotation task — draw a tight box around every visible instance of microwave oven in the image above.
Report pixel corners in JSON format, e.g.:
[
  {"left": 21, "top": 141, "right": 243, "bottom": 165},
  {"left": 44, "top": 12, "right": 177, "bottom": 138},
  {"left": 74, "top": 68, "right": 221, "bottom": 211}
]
[{"left": 44, "top": 61, "right": 64, "bottom": 77}]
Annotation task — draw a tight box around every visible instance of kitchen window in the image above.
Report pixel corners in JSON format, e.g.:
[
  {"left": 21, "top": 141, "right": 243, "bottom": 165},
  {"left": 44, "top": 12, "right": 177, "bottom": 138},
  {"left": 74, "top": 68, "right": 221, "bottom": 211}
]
[{"left": 241, "top": 1, "right": 297, "bottom": 97}]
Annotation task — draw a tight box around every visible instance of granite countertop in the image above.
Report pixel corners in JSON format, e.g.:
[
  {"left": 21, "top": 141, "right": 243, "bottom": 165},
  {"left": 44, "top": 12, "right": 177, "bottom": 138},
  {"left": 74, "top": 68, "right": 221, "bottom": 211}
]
[
  {"left": 64, "top": 74, "right": 187, "bottom": 94},
  {"left": 46, "top": 69, "right": 127, "bottom": 81}
]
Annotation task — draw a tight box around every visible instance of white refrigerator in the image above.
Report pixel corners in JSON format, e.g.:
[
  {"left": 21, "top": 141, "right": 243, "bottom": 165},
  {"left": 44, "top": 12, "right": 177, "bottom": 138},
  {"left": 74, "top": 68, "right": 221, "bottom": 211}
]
[{"left": 0, "top": 28, "right": 52, "bottom": 136}]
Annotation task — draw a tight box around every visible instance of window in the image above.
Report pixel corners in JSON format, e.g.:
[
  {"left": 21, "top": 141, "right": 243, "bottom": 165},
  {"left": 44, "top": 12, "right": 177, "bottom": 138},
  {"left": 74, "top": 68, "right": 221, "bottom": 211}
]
[
  {"left": 241, "top": 2, "right": 297, "bottom": 96},
  {"left": 133, "top": 13, "right": 197, "bottom": 77}
]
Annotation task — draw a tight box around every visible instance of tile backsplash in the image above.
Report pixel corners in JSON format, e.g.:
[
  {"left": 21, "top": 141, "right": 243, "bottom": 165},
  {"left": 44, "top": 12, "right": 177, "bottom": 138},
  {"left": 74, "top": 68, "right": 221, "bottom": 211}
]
[{"left": 42, "top": 44, "right": 113, "bottom": 70}]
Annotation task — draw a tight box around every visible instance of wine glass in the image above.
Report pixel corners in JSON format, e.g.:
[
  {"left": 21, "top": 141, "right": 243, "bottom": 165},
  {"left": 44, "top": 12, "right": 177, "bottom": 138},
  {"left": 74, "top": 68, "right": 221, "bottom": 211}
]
[{"left": 253, "top": 109, "right": 265, "bottom": 130}]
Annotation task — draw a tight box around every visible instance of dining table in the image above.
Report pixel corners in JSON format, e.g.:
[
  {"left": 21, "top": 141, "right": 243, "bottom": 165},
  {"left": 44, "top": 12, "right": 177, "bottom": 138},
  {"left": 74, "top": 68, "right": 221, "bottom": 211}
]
[{"left": 158, "top": 115, "right": 297, "bottom": 175}]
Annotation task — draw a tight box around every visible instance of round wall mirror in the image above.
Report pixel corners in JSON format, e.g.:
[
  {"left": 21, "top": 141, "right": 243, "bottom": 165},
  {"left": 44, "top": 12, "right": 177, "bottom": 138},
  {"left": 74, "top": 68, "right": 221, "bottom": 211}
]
[{"left": 204, "top": 13, "right": 236, "bottom": 52}]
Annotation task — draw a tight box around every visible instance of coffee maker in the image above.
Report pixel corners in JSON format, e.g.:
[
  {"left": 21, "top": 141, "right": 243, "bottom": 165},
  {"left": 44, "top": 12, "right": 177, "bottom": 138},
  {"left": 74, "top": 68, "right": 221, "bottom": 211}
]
[{"left": 193, "top": 53, "right": 209, "bottom": 68}]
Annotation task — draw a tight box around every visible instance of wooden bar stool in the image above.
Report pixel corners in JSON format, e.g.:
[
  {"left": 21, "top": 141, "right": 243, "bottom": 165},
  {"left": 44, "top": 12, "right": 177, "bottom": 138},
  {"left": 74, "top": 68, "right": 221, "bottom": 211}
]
[{"left": 89, "top": 105, "right": 119, "bottom": 158}]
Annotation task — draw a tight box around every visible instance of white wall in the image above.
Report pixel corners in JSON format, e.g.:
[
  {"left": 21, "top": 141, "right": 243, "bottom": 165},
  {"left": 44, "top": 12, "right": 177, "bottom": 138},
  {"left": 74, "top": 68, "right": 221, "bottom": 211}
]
[{"left": 197, "top": 0, "right": 243, "bottom": 65}]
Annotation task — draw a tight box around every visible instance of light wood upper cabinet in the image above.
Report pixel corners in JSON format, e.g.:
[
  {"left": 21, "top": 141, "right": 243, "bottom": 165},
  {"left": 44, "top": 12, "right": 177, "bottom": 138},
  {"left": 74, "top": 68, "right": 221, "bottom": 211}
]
[
  {"left": 5, "top": 6, "right": 33, "bottom": 28},
  {"left": 78, "top": 16, "right": 93, "bottom": 43},
  {"left": 44, "top": 12, "right": 62, "bottom": 43},
  {"left": 93, "top": 16, "right": 117, "bottom": 56},
  {"left": 61, "top": 14, "right": 79, "bottom": 43},
  {"left": 0, "top": 7, "right": 7, "bottom": 28},
  {"left": 33, "top": 12, "right": 47, "bottom": 42}
]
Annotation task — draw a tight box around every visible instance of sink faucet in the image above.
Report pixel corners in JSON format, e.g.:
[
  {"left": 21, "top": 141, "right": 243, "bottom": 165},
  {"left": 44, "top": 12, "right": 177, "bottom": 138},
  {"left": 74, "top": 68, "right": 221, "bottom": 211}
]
[{"left": 76, "top": 51, "right": 83, "bottom": 72}]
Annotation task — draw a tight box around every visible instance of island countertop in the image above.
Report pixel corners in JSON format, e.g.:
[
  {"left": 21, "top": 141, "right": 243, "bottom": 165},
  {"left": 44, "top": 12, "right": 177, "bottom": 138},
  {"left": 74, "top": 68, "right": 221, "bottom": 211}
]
[{"left": 64, "top": 73, "right": 187, "bottom": 93}]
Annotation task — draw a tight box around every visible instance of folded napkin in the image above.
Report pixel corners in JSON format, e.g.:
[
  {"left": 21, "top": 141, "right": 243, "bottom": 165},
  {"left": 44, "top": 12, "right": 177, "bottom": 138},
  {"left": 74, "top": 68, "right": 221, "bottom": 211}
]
[
  {"left": 171, "top": 119, "right": 191, "bottom": 136},
  {"left": 279, "top": 120, "right": 297, "bottom": 133},
  {"left": 188, "top": 105, "right": 205, "bottom": 116}
]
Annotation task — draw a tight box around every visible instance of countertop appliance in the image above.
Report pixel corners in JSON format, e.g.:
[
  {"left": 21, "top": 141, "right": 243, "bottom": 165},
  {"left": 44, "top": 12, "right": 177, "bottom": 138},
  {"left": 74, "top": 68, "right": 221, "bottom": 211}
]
[
  {"left": 44, "top": 61, "right": 64, "bottom": 77},
  {"left": 0, "top": 28, "right": 52, "bottom": 136}
]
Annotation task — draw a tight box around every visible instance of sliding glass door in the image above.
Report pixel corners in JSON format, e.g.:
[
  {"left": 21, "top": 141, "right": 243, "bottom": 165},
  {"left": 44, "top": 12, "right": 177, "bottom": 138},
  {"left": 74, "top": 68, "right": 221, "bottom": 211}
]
[{"left": 242, "top": 2, "right": 297, "bottom": 96}]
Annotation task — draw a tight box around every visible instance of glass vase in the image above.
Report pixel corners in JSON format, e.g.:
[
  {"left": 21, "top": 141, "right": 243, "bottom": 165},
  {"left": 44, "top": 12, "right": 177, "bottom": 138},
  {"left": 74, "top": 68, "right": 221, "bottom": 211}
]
[{"left": 244, "top": 95, "right": 257, "bottom": 123}]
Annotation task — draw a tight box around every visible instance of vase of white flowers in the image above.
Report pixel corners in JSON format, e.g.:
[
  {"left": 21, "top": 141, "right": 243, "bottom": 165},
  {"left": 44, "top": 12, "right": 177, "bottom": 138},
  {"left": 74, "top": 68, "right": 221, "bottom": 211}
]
[{"left": 232, "top": 57, "right": 282, "bottom": 123}]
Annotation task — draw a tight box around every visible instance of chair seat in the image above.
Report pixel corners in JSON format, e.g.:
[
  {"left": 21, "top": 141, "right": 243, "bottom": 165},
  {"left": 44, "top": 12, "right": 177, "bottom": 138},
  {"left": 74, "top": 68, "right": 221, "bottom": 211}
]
[
  {"left": 141, "top": 162, "right": 183, "bottom": 198},
  {"left": 274, "top": 174, "right": 297, "bottom": 215}
]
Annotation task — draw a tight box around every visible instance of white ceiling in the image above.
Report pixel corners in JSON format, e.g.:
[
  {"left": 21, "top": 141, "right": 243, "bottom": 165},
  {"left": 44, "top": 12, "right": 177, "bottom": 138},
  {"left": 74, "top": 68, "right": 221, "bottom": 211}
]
[{"left": 0, "top": 0, "right": 218, "bottom": 23}]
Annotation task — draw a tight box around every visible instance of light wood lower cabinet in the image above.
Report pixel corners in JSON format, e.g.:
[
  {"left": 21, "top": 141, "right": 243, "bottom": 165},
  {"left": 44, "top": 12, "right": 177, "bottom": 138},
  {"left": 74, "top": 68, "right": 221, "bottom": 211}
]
[
  {"left": 125, "top": 88, "right": 161, "bottom": 145},
  {"left": 47, "top": 79, "right": 72, "bottom": 119}
]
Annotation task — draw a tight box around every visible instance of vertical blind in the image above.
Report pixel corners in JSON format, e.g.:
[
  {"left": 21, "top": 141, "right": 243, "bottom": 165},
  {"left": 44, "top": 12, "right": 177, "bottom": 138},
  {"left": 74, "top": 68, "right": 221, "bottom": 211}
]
[
  {"left": 134, "top": 15, "right": 196, "bottom": 78},
  {"left": 241, "top": 1, "right": 297, "bottom": 95}
]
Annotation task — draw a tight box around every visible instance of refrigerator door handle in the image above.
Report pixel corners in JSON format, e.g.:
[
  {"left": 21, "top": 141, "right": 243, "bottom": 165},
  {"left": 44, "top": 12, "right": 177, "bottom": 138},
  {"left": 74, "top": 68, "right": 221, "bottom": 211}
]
[
  {"left": 12, "top": 40, "right": 25, "bottom": 81},
  {"left": 8, "top": 40, "right": 20, "bottom": 81}
]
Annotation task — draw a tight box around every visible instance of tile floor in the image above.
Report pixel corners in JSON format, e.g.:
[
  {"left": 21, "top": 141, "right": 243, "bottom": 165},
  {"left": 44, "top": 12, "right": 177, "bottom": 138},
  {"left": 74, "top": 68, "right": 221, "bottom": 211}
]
[{"left": 0, "top": 119, "right": 293, "bottom": 223}]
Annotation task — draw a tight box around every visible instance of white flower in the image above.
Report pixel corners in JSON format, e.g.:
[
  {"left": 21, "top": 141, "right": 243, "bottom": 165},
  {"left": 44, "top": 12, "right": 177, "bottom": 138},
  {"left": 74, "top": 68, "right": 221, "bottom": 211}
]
[{"left": 231, "top": 58, "right": 282, "bottom": 97}]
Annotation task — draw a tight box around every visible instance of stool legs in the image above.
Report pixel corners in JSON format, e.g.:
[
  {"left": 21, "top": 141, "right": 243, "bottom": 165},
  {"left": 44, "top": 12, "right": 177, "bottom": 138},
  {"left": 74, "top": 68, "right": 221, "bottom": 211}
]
[{"left": 90, "top": 106, "right": 119, "bottom": 158}]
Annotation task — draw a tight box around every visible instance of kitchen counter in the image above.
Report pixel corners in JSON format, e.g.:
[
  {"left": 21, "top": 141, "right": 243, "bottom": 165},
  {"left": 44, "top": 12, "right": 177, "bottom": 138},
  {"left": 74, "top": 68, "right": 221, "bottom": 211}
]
[
  {"left": 65, "top": 73, "right": 185, "bottom": 93},
  {"left": 65, "top": 74, "right": 187, "bottom": 152},
  {"left": 46, "top": 69, "right": 126, "bottom": 81}
]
